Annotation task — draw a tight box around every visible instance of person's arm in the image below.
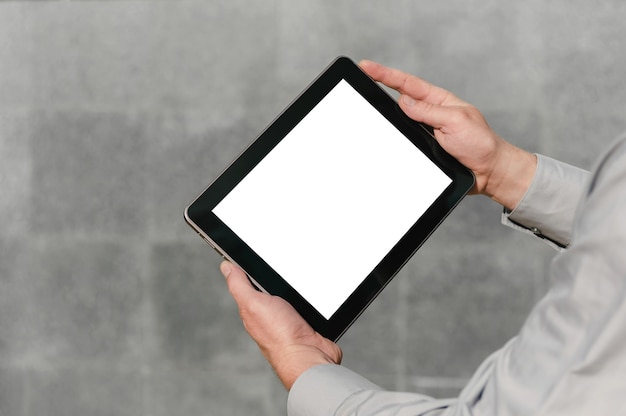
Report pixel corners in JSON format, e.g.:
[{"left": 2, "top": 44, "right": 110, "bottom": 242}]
[
  {"left": 221, "top": 60, "right": 610, "bottom": 415},
  {"left": 287, "top": 137, "right": 626, "bottom": 416}
]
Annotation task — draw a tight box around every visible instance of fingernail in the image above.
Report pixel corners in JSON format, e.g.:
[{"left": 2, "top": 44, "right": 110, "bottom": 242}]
[
  {"left": 402, "top": 95, "right": 416, "bottom": 106},
  {"left": 220, "top": 261, "right": 232, "bottom": 278}
]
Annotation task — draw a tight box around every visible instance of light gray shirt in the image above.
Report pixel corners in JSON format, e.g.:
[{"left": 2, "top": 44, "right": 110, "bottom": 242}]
[{"left": 288, "top": 135, "right": 626, "bottom": 415}]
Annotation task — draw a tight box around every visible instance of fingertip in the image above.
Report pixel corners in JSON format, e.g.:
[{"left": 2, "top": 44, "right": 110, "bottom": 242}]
[{"left": 358, "top": 59, "right": 382, "bottom": 75}]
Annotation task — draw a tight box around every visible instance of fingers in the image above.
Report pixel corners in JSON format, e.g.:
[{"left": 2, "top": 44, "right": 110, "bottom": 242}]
[
  {"left": 359, "top": 59, "right": 473, "bottom": 131},
  {"left": 359, "top": 60, "right": 461, "bottom": 106},
  {"left": 321, "top": 337, "right": 343, "bottom": 365}
]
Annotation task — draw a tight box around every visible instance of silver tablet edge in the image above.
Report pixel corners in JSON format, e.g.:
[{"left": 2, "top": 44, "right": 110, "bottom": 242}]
[{"left": 184, "top": 207, "right": 269, "bottom": 294}]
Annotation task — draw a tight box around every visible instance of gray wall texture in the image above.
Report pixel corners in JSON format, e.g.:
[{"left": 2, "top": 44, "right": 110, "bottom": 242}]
[{"left": 1, "top": 1, "right": 625, "bottom": 415}]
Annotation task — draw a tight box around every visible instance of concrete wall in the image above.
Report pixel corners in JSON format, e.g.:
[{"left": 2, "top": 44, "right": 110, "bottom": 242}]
[{"left": 1, "top": 1, "right": 625, "bottom": 414}]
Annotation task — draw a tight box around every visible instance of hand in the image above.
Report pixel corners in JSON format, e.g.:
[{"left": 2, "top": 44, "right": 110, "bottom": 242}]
[
  {"left": 220, "top": 261, "right": 342, "bottom": 390},
  {"left": 359, "top": 60, "right": 537, "bottom": 211}
]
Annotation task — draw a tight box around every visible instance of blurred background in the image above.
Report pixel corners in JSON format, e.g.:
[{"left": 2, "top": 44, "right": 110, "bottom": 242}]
[{"left": 1, "top": 1, "right": 625, "bottom": 415}]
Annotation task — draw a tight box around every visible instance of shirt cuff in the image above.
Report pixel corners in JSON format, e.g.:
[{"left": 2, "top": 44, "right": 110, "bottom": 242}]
[
  {"left": 501, "top": 154, "right": 589, "bottom": 250},
  {"left": 501, "top": 211, "right": 566, "bottom": 250},
  {"left": 287, "top": 364, "right": 382, "bottom": 415}
]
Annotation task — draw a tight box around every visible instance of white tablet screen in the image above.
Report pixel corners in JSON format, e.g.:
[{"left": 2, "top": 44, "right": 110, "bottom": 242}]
[{"left": 213, "top": 80, "right": 452, "bottom": 319}]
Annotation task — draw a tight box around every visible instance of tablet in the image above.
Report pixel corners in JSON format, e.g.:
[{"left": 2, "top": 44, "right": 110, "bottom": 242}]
[{"left": 184, "top": 57, "right": 474, "bottom": 341}]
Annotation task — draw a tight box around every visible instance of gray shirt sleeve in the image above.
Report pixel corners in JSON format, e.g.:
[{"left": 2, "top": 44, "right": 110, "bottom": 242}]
[
  {"left": 501, "top": 153, "right": 590, "bottom": 250},
  {"left": 288, "top": 137, "right": 626, "bottom": 415}
]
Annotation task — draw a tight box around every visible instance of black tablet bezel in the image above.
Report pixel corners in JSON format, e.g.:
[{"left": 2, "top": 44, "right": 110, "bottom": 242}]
[{"left": 185, "top": 56, "right": 475, "bottom": 341}]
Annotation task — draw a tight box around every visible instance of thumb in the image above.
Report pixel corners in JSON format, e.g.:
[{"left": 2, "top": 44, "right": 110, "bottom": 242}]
[
  {"left": 399, "top": 94, "right": 458, "bottom": 130},
  {"left": 220, "top": 261, "right": 257, "bottom": 302},
  {"left": 219, "top": 260, "right": 235, "bottom": 279}
]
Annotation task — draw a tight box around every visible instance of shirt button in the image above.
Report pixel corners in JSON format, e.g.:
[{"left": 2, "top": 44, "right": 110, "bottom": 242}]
[{"left": 531, "top": 227, "right": 541, "bottom": 235}]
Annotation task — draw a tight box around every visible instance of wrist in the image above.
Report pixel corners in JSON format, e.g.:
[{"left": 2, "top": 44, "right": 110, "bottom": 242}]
[
  {"left": 484, "top": 143, "right": 537, "bottom": 211},
  {"left": 272, "top": 345, "right": 339, "bottom": 390}
]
